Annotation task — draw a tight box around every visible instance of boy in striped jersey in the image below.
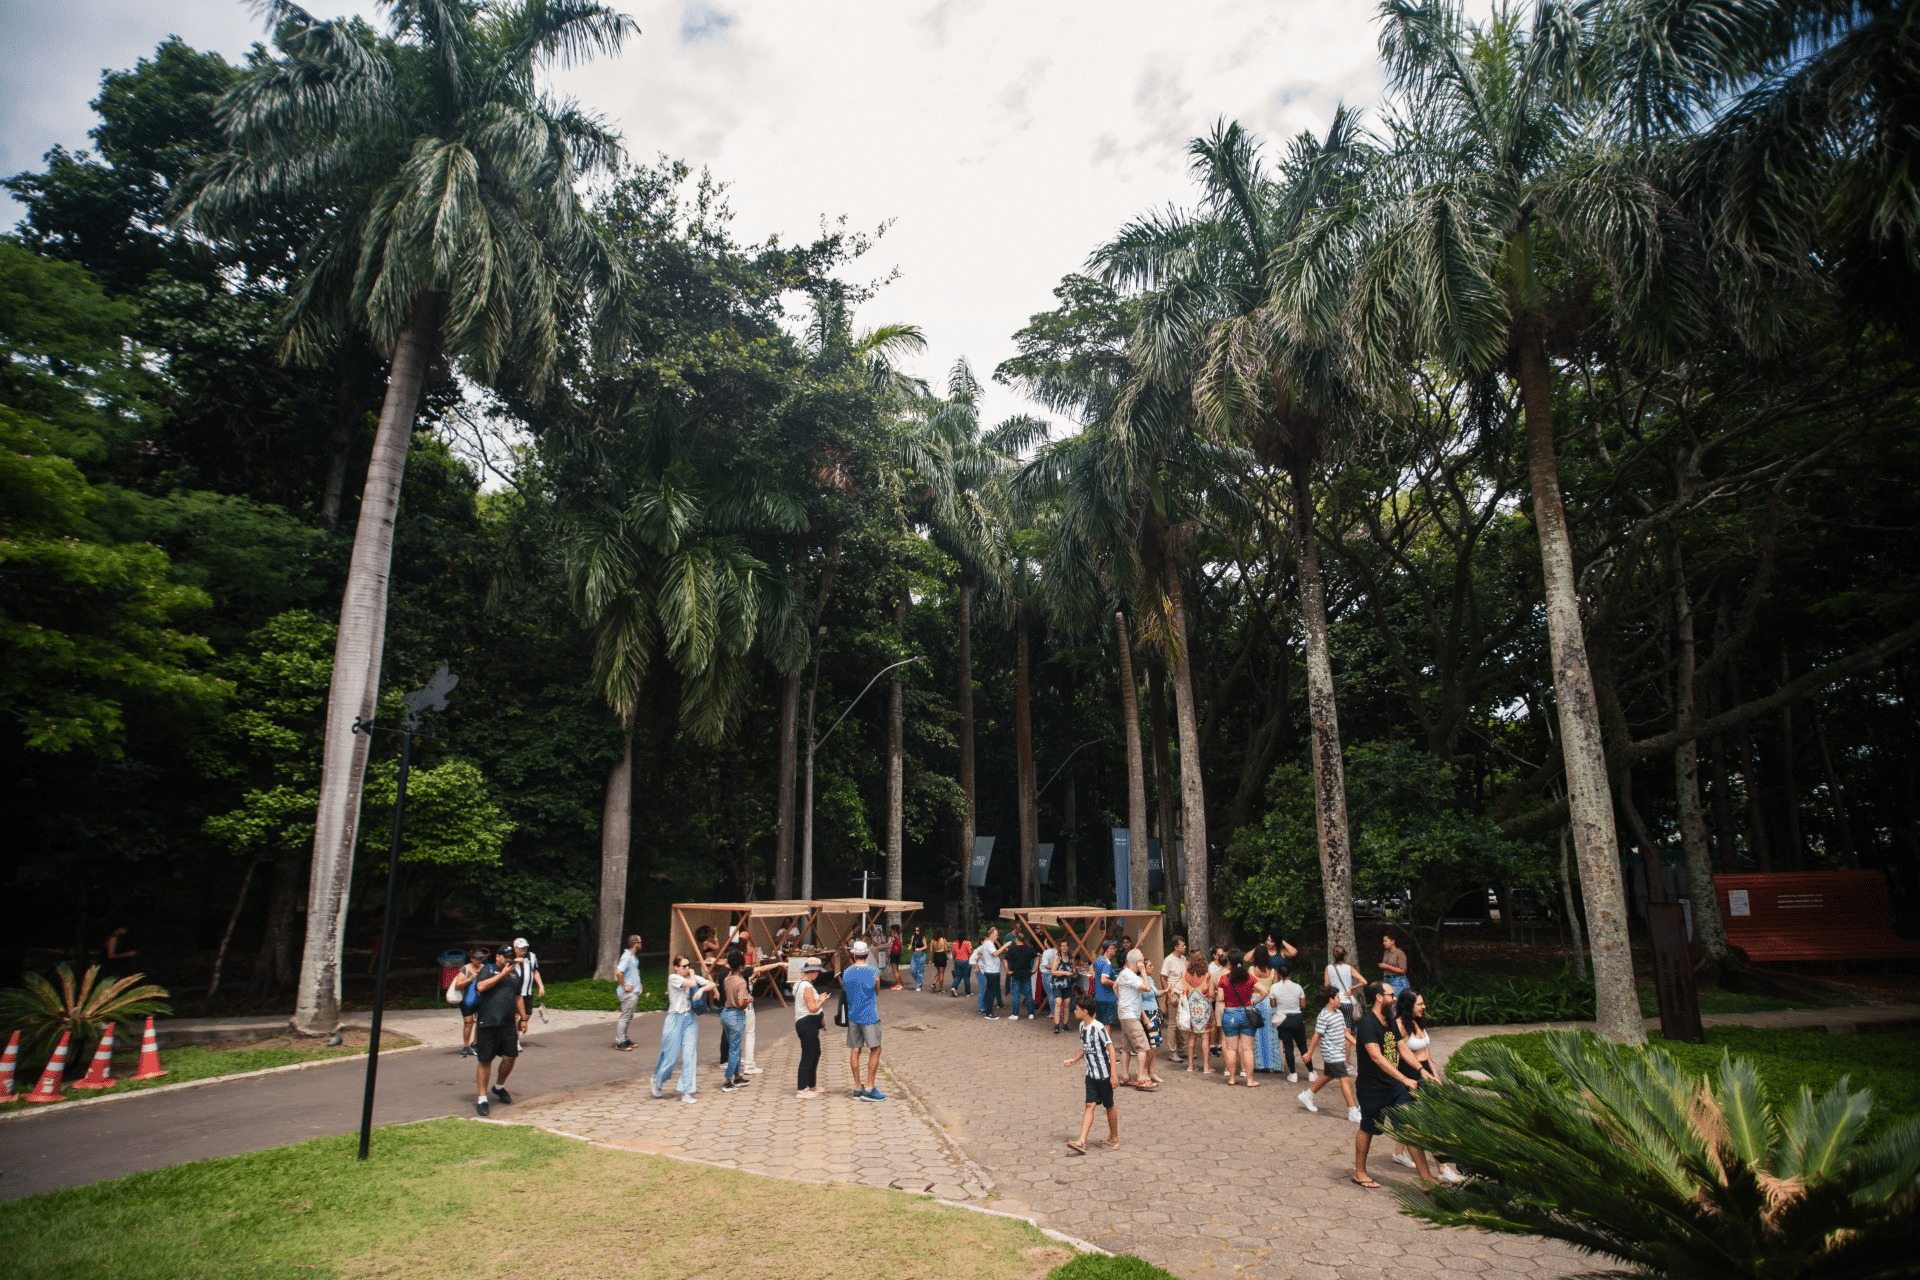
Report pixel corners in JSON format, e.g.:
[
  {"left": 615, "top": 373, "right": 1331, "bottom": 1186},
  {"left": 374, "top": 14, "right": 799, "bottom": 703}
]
[{"left": 1061, "top": 995, "right": 1119, "bottom": 1154}]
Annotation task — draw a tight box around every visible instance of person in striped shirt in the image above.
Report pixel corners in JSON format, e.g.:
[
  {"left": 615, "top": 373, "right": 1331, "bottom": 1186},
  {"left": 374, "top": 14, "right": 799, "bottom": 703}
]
[
  {"left": 1298, "top": 984, "right": 1361, "bottom": 1121},
  {"left": 1061, "top": 995, "right": 1119, "bottom": 1154}
]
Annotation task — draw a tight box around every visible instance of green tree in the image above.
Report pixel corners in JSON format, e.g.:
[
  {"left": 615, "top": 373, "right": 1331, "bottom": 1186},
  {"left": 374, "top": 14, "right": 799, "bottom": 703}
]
[{"left": 179, "top": 0, "right": 635, "bottom": 1033}]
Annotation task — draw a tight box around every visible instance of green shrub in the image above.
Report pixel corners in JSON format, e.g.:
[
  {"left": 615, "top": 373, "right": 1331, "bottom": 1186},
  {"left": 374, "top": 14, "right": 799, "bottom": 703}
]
[
  {"left": 1047, "top": 1254, "right": 1180, "bottom": 1280},
  {"left": 539, "top": 973, "right": 665, "bottom": 1013},
  {"left": 1390, "top": 1030, "right": 1920, "bottom": 1279},
  {"left": 1423, "top": 966, "right": 1593, "bottom": 1025},
  {"left": 1451, "top": 1025, "right": 1920, "bottom": 1134}
]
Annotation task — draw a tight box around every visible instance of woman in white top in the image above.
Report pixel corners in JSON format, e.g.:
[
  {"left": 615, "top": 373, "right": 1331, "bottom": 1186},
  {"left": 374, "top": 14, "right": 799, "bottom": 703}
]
[
  {"left": 1323, "top": 946, "right": 1363, "bottom": 1026},
  {"left": 1391, "top": 988, "right": 1463, "bottom": 1181},
  {"left": 1269, "top": 964, "right": 1310, "bottom": 1081},
  {"left": 650, "top": 956, "right": 717, "bottom": 1103},
  {"left": 792, "top": 956, "right": 829, "bottom": 1097}
]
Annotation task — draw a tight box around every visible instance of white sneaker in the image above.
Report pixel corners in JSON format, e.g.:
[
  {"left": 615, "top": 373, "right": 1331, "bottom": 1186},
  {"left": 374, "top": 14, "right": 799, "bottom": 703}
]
[
  {"left": 743, "top": 1066, "right": 764, "bottom": 1075},
  {"left": 1298, "top": 1090, "right": 1318, "bottom": 1114},
  {"left": 1347, "top": 1106, "right": 1362, "bottom": 1123},
  {"left": 1027, "top": 1014, "right": 1035, "bottom": 1020},
  {"left": 651, "top": 1080, "right": 663, "bottom": 1099},
  {"left": 1392, "top": 1151, "right": 1416, "bottom": 1169},
  {"left": 1439, "top": 1164, "right": 1466, "bottom": 1184},
  {"left": 681, "top": 1094, "right": 698, "bottom": 1105},
  {"left": 1287, "top": 1072, "right": 1298, "bottom": 1083},
  {"left": 1309, "top": 1070, "right": 1320, "bottom": 1082}
]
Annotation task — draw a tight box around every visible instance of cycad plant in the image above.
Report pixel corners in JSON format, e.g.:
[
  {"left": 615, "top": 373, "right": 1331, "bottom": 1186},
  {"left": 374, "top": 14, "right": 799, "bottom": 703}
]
[
  {"left": 1388, "top": 1031, "right": 1920, "bottom": 1279},
  {"left": 0, "top": 965, "right": 171, "bottom": 1077}
]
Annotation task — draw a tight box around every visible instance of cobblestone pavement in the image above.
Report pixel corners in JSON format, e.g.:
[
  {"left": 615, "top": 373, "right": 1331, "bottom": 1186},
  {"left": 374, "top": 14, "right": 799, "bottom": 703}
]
[
  {"left": 513, "top": 990, "right": 1585, "bottom": 1280},
  {"left": 516, "top": 1011, "right": 991, "bottom": 1202}
]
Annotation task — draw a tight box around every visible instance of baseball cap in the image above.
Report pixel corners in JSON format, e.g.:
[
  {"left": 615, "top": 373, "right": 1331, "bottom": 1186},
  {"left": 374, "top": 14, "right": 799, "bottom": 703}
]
[
  {"left": 512, "top": 937, "right": 529, "bottom": 949},
  {"left": 850, "top": 940, "right": 870, "bottom": 956}
]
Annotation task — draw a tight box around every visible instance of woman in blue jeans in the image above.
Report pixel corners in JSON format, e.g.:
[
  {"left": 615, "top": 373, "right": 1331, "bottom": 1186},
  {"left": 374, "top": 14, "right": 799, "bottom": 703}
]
[
  {"left": 909, "top": 927, "right": 927, "bottom": 991},
  {"left": 652, "top": 956, "right": 718, "bottom": 1103},
  {"left": 1216, "top": 955, "right": 1262, "bottom": 1087},
  {"left": 719, "top": 951, "right": 752, "bottom": 1091}
]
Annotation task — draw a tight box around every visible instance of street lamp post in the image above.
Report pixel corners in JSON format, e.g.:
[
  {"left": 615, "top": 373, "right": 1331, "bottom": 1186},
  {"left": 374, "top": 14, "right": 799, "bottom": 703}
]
[
  {"left": 352, "top": 662, "right": 458, "bottom": 1161},
  {"left": 800, "top": 644, "right": 922, "bottom": 901}
]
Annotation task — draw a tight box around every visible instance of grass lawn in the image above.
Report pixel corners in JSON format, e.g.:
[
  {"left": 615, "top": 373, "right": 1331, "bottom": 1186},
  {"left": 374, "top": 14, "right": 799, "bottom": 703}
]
[
  {"left": 1451, "top": 1025, "right": 1920, "bottom": 1134},
  {"left": 0, "top": 1035, "right": 414, "bottom": 1115},
  {"left": 0, "top": 1117, "right": 1085, "bottom": 1280},
  {"left": 539, "top": 971, "right": 666, "bottom": 1013}
]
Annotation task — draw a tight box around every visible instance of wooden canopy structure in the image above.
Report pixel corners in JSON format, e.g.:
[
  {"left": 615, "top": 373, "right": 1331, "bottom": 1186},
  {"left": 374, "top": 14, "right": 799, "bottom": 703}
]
[
  {"left": 1000, "top": 907, "right": 1164, "bottom": 970},
  {"left": 813, "top": 898, "right": 923, "bottom": 953},
  {"left": 668, "top": 900, "right": 820, "bottom": 973}
]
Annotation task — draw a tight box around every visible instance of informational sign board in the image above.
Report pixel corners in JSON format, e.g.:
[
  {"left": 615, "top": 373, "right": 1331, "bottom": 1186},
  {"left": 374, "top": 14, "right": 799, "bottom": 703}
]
[
  {"left": 1111, "top": 828, "right": 1131, "bottom": 909},
  {"left": 1727, "top": 889, "right": 1751, "bottom": 917},
  {"left": 1648, "top": 901, "right": 1704, "bottom": 1044},
  {"left": 968, "top": 836, "right": 995, "bottom": 888},
  {"left": 1147, "top": 838, "right": 1165, "bottom": 899},
  {"left": 1037, "top": 842, "right": 1055, "bottom": 886}
]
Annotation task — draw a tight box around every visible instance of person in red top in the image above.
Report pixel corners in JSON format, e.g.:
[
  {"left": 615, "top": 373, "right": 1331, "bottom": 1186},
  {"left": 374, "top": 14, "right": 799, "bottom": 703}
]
[
  {"left": 951, "top": 935, "right": 973, "bottom": 998},
  {"left": 1217, "top": 953, "right": 1263, "bottom": 1086}
]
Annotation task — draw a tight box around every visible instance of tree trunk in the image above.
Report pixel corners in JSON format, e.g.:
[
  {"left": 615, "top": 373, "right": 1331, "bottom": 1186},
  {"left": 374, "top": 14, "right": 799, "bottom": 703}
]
[
  {"left": 957, "top": 582, "right": 977, "bottom": 934},
  {"left": 595, "top": 714, "right": 637, "bottom": 981},
  {"left": 1147, "top": 661, "right": 1181, "bottom": 931},
  {"left": 1619, "top": 768, "right": 1667, "bottom": 906},
  {"left": 1063, "top": 761, "right": 1078, "bottom": 906},
  {"left": 1291, "top": 463, "right": 1356, "bottom": 963},
  {"left": 885, "top": 586, "right": 906, "bottom": 907},
  {"left": 1113, "top": 613, "right": 1150, "bottom": 913},
  {"left": 774, "top": 671, "right": 799, "bottom": 899},
  {"left": 1560, "top": 827, "right": 1587, "bottom": 981},
  {"left": 1778, "top": 648, "right": 1804, "bottom": 870},
  {"left": 319, "top": 354, "right": 359, "bottom": 530},
  {"left": 205, "top": 860, "right": 259, "bottom": 1006},
  {"left": 1015, "top": 604, "right": 1038, "bottom": 906},
  {"left": 1812, "top": 702, "right": 1859, "bottom": 868},
  {"left": 293, "top": 300, "right": 439, "bottom": 1035},
  {"left": 249, "top": 853, "right": 301, "bottom": 999},
  {"left": 1671, "top": 548, "right": 1728, "bottom": 961},
  {"left": 1163, "top": 577, "right": 1211, "bottom": 954},
  {"left": 1730, "top": 658, "right": 1773, "bottom": 871},
  {"left": 1516, "top": 321, "right": 1642, "bottom": 1044}
]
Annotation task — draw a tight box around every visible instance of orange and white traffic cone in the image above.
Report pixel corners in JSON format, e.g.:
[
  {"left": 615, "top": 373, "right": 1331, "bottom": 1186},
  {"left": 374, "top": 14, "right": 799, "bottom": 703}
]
[
  {"left": 70, "top": 1024, "right": 118, "bottom": 1090},
  {"left": 132, "top": 1016, "right": 167, "bottom": 1080},
  {"left": 23, "top": 1031, "right": 71, "bottom": 1103},
  {"left": 0, "top": 1031, "right": 20, "bottom": 1096}
]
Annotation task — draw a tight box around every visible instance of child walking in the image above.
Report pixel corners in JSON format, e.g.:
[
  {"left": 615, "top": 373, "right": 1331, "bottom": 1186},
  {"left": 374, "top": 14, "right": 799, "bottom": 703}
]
[
  {"left": 1061, "top": 995, "right": 1119, "bottom": 1154},
  {"left": 1298, "top": 984, "right": 1361, "bottom": 1122}
]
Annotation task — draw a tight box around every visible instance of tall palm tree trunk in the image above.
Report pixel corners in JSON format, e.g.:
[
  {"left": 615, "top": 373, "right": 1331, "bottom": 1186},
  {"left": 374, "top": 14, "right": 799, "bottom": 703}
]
[
  {"left": 1291, "top": 463, "right": 1356, "bottom": 962},
  {"left": 293, "top": 301, "right": 438, "bottom": 1035},
  {"left": 885, "top": 587, "right": 906, "bottom": 907},
  {"left": 1015, "top": 604, "right": 1039, "bottom": 905},
  {"left": 1671, "top": 546, "right": 1728, "bottom": 964},
  {"left": 1147, "top": 662, "right": 1181, "bottom": 931},
  {"left": 595, "top": 712, "right": 637, "bottom": 980},
  {"left": 957, "top": 581, "right": 977, "bottom": 934},
  {"left": 1162, "top": 576, "right": 1211, "bottom": 953},
  {"left": 1517, "top": 324, "right": 1641, "bottom": 1045},
  {"left": 774, "top": 671, "right": 799, "bottom": 899},
  {"left": 1113, "top": 613, "right": 1150, "bottom": 911}
]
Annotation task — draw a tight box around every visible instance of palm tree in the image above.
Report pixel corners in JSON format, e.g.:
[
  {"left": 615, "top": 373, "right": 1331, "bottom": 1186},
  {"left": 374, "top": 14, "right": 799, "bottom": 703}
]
[
  {"left": 180, "top": 0, "right": 634, "bottom": 1034},
  {"left": 1333, "top": 0, "right": 1729, "bottom": 1043},
  {"left": 1103, "top": 114, "right": 1373, "bottom": 962},
  {"left": 557, "top": 445, "right": 804, "bottom": 978}
]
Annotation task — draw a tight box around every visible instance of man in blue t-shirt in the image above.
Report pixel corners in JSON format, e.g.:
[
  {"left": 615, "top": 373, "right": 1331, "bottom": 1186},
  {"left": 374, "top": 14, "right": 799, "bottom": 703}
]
[
  {"left": 1092, "top": 938, "right": 1120, "bottom": 1027},
  {"left": 842, "top": 940, "right": 886, "bottom": 1101}
]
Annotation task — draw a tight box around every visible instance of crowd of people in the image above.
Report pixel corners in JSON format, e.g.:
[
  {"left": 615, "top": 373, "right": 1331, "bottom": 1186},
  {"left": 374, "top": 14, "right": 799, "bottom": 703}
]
[{"left": 612, "top": 918, "right": 1460, "bottom": 1190}]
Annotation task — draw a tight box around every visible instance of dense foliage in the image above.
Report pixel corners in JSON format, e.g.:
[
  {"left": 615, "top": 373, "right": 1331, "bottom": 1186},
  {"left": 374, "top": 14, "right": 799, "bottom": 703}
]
[{"left": 2, "top": 1, "right": 1916, "bottom": 1016}]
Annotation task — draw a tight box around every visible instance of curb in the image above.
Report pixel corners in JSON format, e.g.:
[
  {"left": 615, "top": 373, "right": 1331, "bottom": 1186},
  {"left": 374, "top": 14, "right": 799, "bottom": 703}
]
[
  {"left": 489, "top": 1118, "right": 1101, "bottom": 1255},
  {"left": 877, "top": 1057, "right": 998, "bottom": 1200},
  {"left": 0, "top": 1042, "right": 428, "bottom": 1124}
]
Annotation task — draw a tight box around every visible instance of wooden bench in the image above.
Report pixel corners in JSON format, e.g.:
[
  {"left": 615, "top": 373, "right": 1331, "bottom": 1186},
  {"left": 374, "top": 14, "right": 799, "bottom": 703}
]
[{"left": 1715, "top": 871, "right": 1920, "bottom": 968}]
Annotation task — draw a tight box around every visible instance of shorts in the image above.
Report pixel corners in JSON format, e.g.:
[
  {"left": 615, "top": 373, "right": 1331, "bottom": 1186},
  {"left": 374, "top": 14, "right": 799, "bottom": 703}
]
[
  {"left": 1220, "top": 1007, "right": 1252, "bottom": 1038},
  {"left": 1117, "top": 1018, "right": 1150, "bottom": 1055},
  {"left": 473, "top": 1024, "right": 519, "bottom": 1062},
  {"left": 1096, "top": 1003, "right": 1119, "bottom": 1028},
  {"left": 846, "top": 1020, "right": 882, "bottom": 1050},
  {"left": 1360, "top": 1084, "right": 1413, "bottom": 1135},
  {"left": 931, "top": 954, "right": 948, "bottom": 969},
  {"left": 1319, "top": 1059, "right": 1348, "bottom": 1078},
  {"left": 1084, "top": 1075, "right": 1115, "bottom": 1108}
]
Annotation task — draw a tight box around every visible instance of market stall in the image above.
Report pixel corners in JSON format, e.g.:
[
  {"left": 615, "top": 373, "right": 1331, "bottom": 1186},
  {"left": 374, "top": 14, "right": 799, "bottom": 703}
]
[
  {"left": 666, "top": 899, "right": 821, "bottom": 1003},
  {"left": 813, "top": 897, "right": 923, "bottom": 960},
  {"left": 999, "top": 906, "right": 1164, "bottom": 971}
]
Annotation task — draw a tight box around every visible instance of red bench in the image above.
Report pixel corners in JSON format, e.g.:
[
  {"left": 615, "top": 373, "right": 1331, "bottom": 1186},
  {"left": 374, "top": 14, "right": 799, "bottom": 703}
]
[{"left": 1715, "top": 871, "right": 1920, "bottom": 967}]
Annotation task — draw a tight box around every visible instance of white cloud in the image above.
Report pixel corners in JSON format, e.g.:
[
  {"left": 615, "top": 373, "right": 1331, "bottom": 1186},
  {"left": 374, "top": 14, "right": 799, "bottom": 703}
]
[{"left": 2, "top": 0, "right": 1388, "bottom": 428}]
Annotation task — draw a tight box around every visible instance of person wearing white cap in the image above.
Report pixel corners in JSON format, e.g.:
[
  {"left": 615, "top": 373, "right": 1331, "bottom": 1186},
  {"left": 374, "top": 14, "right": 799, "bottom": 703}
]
[
  {"left": 792, "top": 955, "right": 829, "bottom": 1097},
  {"left": 842, "top": 940, "right": 885, "bottom": 1100},
  {"left": 510, "top": 937, "right": 544, "bottom": 1034}
]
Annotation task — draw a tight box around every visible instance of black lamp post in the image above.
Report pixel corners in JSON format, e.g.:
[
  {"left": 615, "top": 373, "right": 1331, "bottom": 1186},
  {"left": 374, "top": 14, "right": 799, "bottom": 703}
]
[{"left": 352, "top": 662, "right": 458, "bottom": 1161}]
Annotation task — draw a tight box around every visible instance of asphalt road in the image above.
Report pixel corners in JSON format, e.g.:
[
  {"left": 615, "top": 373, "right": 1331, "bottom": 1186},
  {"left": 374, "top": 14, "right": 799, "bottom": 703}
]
[{"left": 0, "top": 1022, "right": 642, "bottom": 1202}]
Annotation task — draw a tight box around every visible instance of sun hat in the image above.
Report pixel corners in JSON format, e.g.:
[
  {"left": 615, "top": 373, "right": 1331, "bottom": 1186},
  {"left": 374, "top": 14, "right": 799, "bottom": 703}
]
[
  {"left": 512, "top": 937, "right": 529, "bottom": 948},
  {"left": 850, "top": 940, "right": 870, "bottom": 956},
  {"left": 803, "top": 956, "right": 825, "bottom": 971}
]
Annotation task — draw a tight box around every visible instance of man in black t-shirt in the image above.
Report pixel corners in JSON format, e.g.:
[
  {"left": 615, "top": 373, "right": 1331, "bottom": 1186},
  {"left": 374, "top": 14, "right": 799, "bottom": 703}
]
[
  {"left": 470, "top": 943, "right": 525, "bottom": 1117},
  {"left": 1004, "top": 937, "right": 1039, "bottom": 1020},
  {"left": 1352, "top": 981, "right": 1430, "bottom": 1187}
]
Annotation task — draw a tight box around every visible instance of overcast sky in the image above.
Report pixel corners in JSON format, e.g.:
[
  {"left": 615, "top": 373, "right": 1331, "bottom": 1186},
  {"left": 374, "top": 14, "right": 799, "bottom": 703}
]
[{"left": 1, "top": 0, "right": 1390, "bottom": 429}]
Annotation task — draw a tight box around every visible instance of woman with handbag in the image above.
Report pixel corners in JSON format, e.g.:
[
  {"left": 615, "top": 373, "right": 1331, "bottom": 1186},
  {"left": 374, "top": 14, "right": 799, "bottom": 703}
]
[
  {"left": 1217, "top": 954, "right": 1263, "bottom": 1086},
  {"left": 449, "top": 946, "right": 489, "bottom": 1058},
  {"left": 1181, "top": 956, "right": 1216, "bottom": 1075},
  {"left": 651, "top": 956, "right": 718, "bottom": 1105},
  {"left": 1246, "top": 946, "right": 1280, "bottom": 1073},
  {"left": 792, "top": 956, "right": 829, "bottom": 1098}
]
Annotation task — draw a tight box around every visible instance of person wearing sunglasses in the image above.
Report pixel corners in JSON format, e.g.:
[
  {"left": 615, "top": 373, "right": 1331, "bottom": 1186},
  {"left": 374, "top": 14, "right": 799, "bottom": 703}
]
[{"left": 651, "top": 955, "right": 717, "bottom": 1104}]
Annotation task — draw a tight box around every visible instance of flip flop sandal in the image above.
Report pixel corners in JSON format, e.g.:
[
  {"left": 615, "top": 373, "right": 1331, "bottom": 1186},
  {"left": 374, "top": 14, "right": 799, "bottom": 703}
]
[
  {"left": 1066, "top": 1141, "right": 1087, "bottom": 1155},
  {"left": 1351, "top": 1176, "right": 1382, "bottom": 1190},
  {"left": 1099, "top": 1138, "right": 1120, "bottom": 1149}
]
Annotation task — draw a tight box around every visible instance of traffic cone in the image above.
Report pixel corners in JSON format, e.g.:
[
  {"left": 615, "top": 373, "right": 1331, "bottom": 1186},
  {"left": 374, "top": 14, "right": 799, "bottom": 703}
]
[
  {"left": 70, "top": 1024, "right": 118, "bottom": 1090},
  {"left": 132, "top": 1016, "right": 167, "bottom": 1080},
  {"left": 23, "top": 1031, "right": 71, "bottom": 1103},
  {"left": 0, "top": 1031, "right": 19, "bottom": 1096}
]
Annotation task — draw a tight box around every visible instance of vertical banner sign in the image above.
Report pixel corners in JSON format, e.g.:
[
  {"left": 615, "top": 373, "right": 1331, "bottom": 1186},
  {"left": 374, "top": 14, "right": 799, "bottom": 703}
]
[
  {"left": 1037, "top": 843, "right": 1055, "bottom": 886},
  {"left": 1647, "top": 902, "right": 1704, "bottom": 1044},
  {"left": 1111, "top": 828, "right": 1131, "bottom": 909},
  {"left": 1146, "top": 838, "right": 1164, "bottom": 900},
  {"left": 967, "top": 836, "right": 995, "bottom": 889}
]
